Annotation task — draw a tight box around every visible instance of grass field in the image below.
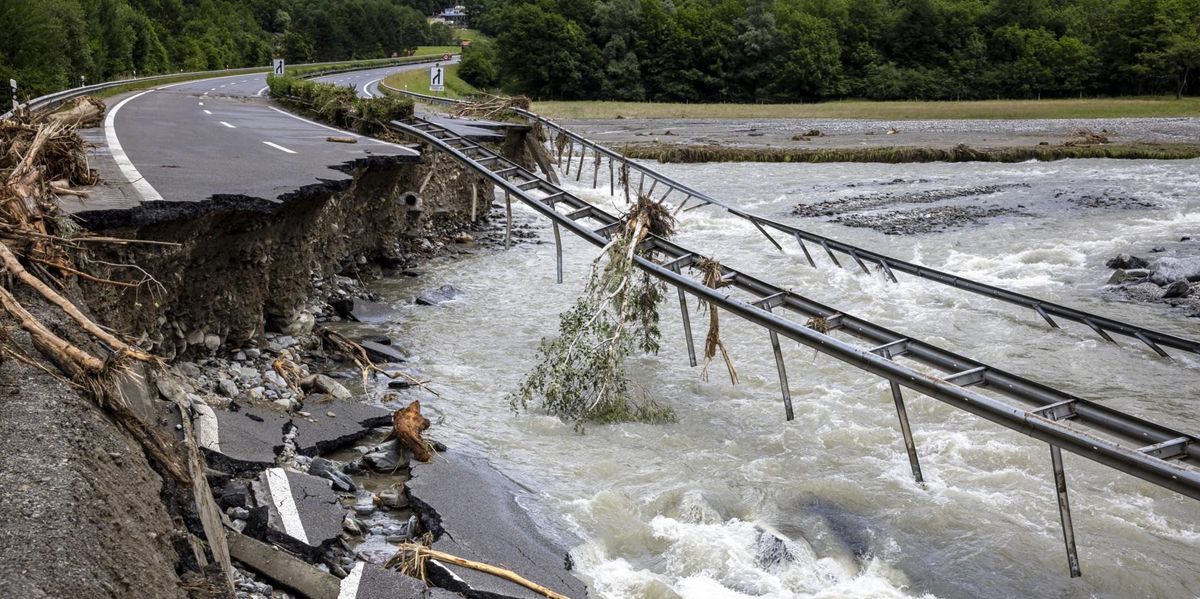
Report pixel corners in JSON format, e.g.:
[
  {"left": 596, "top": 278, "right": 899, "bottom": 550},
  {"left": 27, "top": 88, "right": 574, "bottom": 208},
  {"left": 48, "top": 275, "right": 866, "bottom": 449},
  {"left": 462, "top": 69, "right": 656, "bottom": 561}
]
[
  {"left": 533, "top": 96, "right": 1200, "bottom": 120},
  {"left": 412, "top": 46, "right": 461, "bottom": 57},
  {"left": 382, "top": 64, "right": 478, "bottom": 99}
]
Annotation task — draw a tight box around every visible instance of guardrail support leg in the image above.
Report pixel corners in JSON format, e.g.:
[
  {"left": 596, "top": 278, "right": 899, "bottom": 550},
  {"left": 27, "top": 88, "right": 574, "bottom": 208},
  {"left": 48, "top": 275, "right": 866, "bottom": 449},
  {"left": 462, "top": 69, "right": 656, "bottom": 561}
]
[
  {"left": 676, "top": 284, "right": 697, "bottom": 367},
  {"left": 769, "top": 329, "right": 795, "bottom": 420},
  {"left": 1050, "top": 444, "right": 1083, "bottom": 578},
  {"left": 505, "top": 192, "right": 513, "bottom": 249},
  {"left": 564, "top": 142, "right": 573, "bottom": 177},
  {"left": 553, "top": 222, "right": 563, "bottom": 284},
  {"left": 889, "top": 382, "right": 924, "bottom": 483},
  {"left": 609, "top": 159, "right": 615, "bottom": 196},
  {"left": 576, "top": 148, "right": 586, "bottom": 182},
  {"left": 793, "top": 233, "right": 817, "bottom": 268},
  {"left": 470, "top": 183, "right": 478, "bottom": 222},
  {"left": 592, "top": 154, "right": 601, "bottom": 188}
]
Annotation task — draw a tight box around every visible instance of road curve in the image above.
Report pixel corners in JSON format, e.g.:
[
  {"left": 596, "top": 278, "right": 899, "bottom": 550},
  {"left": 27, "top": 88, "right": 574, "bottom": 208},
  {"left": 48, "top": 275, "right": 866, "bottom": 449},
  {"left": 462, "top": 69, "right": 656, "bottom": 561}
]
[{"left": 97, "top": 61, "right": 440, "bottom": 208}]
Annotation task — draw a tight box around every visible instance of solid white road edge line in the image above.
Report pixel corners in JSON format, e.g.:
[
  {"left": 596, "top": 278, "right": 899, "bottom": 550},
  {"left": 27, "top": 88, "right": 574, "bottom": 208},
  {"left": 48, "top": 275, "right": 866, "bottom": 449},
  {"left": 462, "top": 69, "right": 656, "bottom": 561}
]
[
  {"left": 105, "top": 89, "right": 169, "bottom": 202},
  {"left": 337, "top": 562, "right": 365, "bottom": 599},
  {"left": 263, "top": 141, "right": 297, "bottom": 154},
  {"left": 265, "top": 468, "right": 309, "bottom": 545},
  {"left": 256, "top": 86, "right": 269, "bottom": 97}
]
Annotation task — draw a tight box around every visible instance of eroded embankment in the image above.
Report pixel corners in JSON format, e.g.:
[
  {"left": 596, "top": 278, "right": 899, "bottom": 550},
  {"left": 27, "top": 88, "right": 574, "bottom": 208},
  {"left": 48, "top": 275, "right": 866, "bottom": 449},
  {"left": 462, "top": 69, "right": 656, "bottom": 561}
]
[{"left": 0, "top": 134, "right": 494, "bottom": 597}]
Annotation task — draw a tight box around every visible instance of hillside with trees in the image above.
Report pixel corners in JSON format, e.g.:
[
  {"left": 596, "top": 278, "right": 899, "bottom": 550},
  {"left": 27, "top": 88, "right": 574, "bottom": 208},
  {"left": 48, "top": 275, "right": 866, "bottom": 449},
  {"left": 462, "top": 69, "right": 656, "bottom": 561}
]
[
  {"left": 0, "top": 0, "right": 454, "bottom": 98},
  {"left": 460, "top": 0, "right": 1200, "bottom": 101}
]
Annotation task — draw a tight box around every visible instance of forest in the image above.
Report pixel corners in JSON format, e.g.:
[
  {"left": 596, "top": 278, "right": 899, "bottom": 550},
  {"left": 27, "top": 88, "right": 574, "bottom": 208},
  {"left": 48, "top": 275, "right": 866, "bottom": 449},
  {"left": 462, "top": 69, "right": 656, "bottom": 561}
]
[
  {"left": 459, "top": 0, "right": 1200, "bottom": 101},
  {"left": 2, "top": 0, "right": 1198, "bottom": 103},
  {"left": 0, "top": 0, "right": 454, "bottom": 98}
]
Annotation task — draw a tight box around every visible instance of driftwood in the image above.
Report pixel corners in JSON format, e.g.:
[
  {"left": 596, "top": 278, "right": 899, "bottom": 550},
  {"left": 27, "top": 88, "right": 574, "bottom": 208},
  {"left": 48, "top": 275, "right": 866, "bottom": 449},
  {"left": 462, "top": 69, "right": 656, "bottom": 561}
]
[
  {"left": 387, "top": 543, "right": 569, "bottom": 599},
  {"left": 47, "top": 96, "right": 106, "bottom": 128},
  {"left": 392, "top": 400, "right": 432, "bottom": 462},
  {"left": 696, "top": 257, "right": 738, "bottom": 384}
]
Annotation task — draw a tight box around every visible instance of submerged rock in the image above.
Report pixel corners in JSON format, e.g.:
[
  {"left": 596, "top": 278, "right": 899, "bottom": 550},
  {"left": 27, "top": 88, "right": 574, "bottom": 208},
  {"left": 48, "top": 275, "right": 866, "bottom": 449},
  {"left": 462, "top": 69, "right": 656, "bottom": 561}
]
[
  {"left": 1163, "top": 280, "right": 1193, "bottom": 299},
  {"left": 415, "top": 285, "right": 463, "bottom": 306},
  {"left": 1105, "top": 253, "right": 1150, "bottom": 270}
]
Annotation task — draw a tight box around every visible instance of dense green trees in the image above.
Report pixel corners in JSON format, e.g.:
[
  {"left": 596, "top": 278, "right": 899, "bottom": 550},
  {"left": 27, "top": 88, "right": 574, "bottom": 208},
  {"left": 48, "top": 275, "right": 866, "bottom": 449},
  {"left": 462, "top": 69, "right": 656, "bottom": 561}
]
[
  {"left": 463, "top": 0, "right": 1200, "bottom": 101},
  {"left": 0, "top": 0, "right": 452, "bottom": 98}
]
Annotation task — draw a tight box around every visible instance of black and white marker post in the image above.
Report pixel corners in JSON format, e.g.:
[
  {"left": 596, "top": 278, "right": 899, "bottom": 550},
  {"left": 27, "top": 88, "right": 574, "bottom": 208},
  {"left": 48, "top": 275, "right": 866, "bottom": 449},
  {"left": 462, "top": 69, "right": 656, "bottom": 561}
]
[{"left": 9, "top": 79, "right": 16, "bottom": 111}]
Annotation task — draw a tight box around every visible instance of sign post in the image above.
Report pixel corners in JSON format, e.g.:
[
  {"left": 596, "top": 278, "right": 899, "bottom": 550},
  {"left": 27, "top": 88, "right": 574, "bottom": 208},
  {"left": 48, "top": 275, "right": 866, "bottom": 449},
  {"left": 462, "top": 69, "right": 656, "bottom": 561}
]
[
  {"left": 273, "top": 58, "right": 285, "bottom": 76},
  {"left": 9, "top": 79, "right": 16, "bottom": 111},
  {"left": 429, "top": 64, "right": 445, "bottom": 93}
]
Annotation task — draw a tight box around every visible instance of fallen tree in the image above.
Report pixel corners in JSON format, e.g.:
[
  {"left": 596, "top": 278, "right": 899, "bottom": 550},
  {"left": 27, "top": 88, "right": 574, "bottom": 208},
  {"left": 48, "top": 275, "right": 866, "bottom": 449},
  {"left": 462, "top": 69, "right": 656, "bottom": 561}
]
[{"left": 509, "top": 195, "right": 678, "bottom": 430}]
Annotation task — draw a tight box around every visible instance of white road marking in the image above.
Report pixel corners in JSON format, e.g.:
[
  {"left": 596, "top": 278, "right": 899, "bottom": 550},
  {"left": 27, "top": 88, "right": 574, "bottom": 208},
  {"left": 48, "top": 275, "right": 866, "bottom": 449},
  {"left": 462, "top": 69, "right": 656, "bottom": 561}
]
[
  {"left": 363, "top": 78, "right": 382, "bottom": 98},
  {"left": 192, "top": 403, "right": 220, "bottom": 452},
  {"left": 198, "top": 101, "right": 204, "bottom": 106},
  {"left": 265, "top": 468, "right": 309, "bottom": 545},
  {"left": 209, "top": 87, "right": 216, "bottom": 91},
  {"left": 219, "top": 121, "right": 235, "bottom": 128},
  {"left": 256, "top": 86, "right": 270, "bottom": 97},
  {"left": 105, "top": 89, "right": 168, "bottom": 202},
  {"left": 337, "top": 562, "right": 365, "bottom": 599},
  {"left": 263, "top": 141, "right": 296, "bottom": 154},
  {"left": 104, "top": 72, "right": 262, "bottom": 203},
  {"left": 203, "top": 110, "right": 212, "bottom": 115}
]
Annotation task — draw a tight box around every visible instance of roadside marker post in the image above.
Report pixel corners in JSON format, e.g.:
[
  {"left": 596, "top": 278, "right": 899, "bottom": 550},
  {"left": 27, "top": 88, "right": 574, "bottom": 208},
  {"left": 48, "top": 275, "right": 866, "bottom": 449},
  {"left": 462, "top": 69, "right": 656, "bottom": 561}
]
[
  {"left": 430, "top": 64, "right": 445, "bottom": 93},
  {"left": 9, "top": 79, "right": 16, "bottom": 111}
]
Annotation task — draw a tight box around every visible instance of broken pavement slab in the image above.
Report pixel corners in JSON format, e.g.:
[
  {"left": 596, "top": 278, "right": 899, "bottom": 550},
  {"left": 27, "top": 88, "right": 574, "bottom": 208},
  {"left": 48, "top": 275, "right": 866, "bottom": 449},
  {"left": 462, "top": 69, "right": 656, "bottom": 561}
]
[
  {"left": 293, "top": 399, "right": 393, "bottom": 457},
  {"left": 340, "top": 562, "right": 428, "bottom": 599},
  {"left": 195, "top": 403, "right": 290, "bottom": 473},
  {"left": 407, "top": 451, "right": 587, "bottom": 599},
  {"left": 252, "top": 468, "right": 346, "bottom": 556}
]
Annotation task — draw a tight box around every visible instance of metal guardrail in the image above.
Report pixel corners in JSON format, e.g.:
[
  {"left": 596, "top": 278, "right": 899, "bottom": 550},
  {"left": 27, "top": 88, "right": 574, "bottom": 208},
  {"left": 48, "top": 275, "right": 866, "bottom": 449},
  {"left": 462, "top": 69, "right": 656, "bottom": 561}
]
[
  {"left": 390, "top": 88, "right": 1200, "bottom": 361},
  {"left": 389, "top": 114, "right": 1199, "bottom": 579},
  {"left": 1, "top": 55, "right": 455, "bottom": 121}
]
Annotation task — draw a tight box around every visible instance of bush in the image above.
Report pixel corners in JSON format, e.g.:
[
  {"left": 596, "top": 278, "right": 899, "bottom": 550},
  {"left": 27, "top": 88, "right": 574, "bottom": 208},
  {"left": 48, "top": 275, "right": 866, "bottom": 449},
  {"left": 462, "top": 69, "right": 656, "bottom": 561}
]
[{"left": 267, "top": 75, "right": 413, "bottom": 132}]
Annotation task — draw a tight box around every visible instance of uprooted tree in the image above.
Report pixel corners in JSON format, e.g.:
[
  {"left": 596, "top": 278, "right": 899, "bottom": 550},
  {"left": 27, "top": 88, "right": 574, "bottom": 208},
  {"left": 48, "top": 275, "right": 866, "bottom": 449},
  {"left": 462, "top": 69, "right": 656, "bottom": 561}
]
[{"left": 509, "top": 195, "right": 680, "bottom": 430}]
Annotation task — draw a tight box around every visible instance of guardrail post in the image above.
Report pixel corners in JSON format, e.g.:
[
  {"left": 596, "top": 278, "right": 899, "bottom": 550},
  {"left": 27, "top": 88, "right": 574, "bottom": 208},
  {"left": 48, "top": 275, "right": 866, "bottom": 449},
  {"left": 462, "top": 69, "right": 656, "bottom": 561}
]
[
  {"left": 762, "top": 304, "right": 795, "bottom": 420},
  {"left": 592, "top": 153, "right": 601, "bottom": 189},
  {"left": 889, "top": 382, "right": 924, "bottom": 483},
  {"left": 673, "top": 271, "right": 698, "bottom": 367},
  {"left": 553, "top": 222, "right": 563, "bottom": 284},
  {"left": 609, "top": 159, "right": 615, "bottom": 196},
  {"left": 505, "top": 192, "right": 513, "bottom": 248},
  {"left": 1050, "top": 442, "right": 1083, "bottom": 578},
  {"left": 575, "top": 147, "right": 586, "bottom": 182}
]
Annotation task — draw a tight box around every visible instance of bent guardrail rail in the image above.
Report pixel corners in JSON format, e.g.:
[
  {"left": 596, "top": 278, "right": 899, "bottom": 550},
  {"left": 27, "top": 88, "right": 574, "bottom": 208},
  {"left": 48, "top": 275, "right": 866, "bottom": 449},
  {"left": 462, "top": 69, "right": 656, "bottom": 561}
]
[
  {"left": 390, "top": 114, "right": 1198, "bottom": 579},
  {"left": 387, "top": 87, "right": 1200, "bottom": 360}
]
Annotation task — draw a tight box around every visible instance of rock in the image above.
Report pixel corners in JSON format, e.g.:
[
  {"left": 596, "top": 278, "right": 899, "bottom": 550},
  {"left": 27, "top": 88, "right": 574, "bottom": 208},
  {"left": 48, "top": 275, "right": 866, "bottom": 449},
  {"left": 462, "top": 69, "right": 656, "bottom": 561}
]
[
  {"left": 204, "top": 334, "right": 221, "bottom": 352},
  {"left": 277, "top": 335, "right": 298, "bottom": 349},
  {"left": 186, "top": 330, "right": 205, "bottom": 346},
  {"left": 379, "top": 489, "right": 407, "bottom": 509},
  {"left": 1105, "top": 253, "right": 1149, "bottom": 270},
  {"left": 364, "top": 440, "right": 407, "bottom": 471},
  {"left": 361, "top": 340, "right": 408, "bottom": 364},
  {"left": 179, "top": 362, "right": 202, "bottom": 377},
  {"left": 155, "top": 376, "right": 191, "bottom": 404},
  {"left": 1149, "top": 256, "right": 1200, "bottom": 285},
  {"left": 1163, "top": 280, "right": 1192, "bottom": 299},
  {"left": 342, "top": 516, "right": 362, "bottom": 535},
  {"left": 217, "top": 378, "right": 239, "bottom": 398},
  {"left": 1183, "top": 236, "right": 1193, "bottom": 242},
  {"left": 350, "top": 299, "right": 401, "bottom": 324},
  {"left": 415, "top": 284, "right": 463, "bottom": 306},
  {"left": 228, "top": 506, "right": 251, "bottom": 520},
  {"left": 1151, "top": 246, "right": 1167, "bottom": 253},
  {"left": 244, "top": 348, "right": 261, "bottom": 360},
  {"left": 329, "top": 297, "right": 355, "bottom": 320},
  {"left": 218, "top": 481, "right": 252, "bottom": 510},
  {"left": 309, "top": 457, "right": 357, "bottom": 492},
  {"left": 310, "top": 374, "right": 352, "bottom": 400},
  {"left": 353, "top": 491, "right": 376, "bottom": 516}
]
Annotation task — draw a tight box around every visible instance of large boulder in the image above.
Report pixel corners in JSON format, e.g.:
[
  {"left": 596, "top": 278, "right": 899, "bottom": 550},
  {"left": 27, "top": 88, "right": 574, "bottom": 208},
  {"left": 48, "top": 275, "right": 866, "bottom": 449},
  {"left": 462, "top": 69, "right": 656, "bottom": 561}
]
[{"left": 1148, "top": 256, "right": 1200, "bottom": 286}]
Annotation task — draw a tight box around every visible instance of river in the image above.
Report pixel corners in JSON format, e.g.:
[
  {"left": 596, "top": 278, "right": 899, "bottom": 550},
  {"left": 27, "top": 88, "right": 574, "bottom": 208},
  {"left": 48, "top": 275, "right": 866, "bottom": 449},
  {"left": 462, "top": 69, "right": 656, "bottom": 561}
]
[{"left": 358, "top": 158, "right": 1200, "bottom": 598}]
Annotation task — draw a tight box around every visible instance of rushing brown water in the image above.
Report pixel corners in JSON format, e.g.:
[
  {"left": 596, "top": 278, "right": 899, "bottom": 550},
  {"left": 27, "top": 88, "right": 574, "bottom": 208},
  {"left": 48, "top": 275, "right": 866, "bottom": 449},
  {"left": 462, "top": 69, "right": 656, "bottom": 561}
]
[{"left": 360, "top": 157, "right": 1200, "bottom": 598}]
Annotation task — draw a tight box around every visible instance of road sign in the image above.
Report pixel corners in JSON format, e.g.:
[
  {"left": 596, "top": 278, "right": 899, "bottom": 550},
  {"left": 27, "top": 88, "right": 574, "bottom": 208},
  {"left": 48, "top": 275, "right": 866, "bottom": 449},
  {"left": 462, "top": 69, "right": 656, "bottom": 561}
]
[
  {"left": 9, "top": 79, "right": 16, "bottom": 110},
  {"left": 430, "top": 65, "right": 445, "bottom": 92},
  {"left": 273, "top": 58, "right": 285, "bottom": 76}
]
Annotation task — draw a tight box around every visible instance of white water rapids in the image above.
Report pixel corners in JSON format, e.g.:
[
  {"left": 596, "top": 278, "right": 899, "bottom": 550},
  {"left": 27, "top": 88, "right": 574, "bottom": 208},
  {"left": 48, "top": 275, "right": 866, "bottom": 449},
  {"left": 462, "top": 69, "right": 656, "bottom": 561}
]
[{"left": 362, "top": 158, "right": 1200, "bottom": 598}]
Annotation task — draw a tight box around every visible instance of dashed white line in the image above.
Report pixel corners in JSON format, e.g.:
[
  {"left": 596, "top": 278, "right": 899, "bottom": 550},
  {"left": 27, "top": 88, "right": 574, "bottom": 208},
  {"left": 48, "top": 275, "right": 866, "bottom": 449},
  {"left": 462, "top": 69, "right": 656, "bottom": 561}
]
[
  {"left": 198, "top": 101, "right": 204, "bottom": 106},
  {"left": 263, "top": 141, "right": 297, "bottom": 154},
  {"left": 219, "top": 121, "right": 236, "bottom": 128},
  {"left": 265, "top": 469, "right": 309, "bottom": 545},
  {"left": 203, "top": 110, "right": 212, "bottom": 115}
]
